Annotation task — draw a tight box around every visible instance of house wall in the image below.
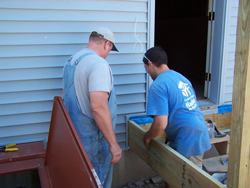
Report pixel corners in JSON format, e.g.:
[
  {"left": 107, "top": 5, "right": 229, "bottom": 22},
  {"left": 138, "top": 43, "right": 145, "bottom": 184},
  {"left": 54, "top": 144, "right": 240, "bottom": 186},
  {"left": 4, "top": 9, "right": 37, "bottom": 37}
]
[
  {"left": 220, "top": 0, "right": 239, "bottom": 104},
  {"left": 0, "top": 0, "right": 150, "bottom": 150}
]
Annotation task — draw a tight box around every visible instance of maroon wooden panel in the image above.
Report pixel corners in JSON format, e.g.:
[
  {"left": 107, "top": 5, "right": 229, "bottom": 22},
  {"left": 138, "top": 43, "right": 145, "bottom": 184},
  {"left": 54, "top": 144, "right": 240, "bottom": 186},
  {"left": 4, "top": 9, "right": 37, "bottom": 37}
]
[
  {"left": 44, "top": 96, "right": 102, "bottom": 188},
  {"left": 0, "top": 158, "right": 44, "bottom": 175},
  {"left": 39, "top": 166, "right": 52, "bottom": 188},
  {"left": 0, "top": 141, "right": 46, "bottom": 164}
]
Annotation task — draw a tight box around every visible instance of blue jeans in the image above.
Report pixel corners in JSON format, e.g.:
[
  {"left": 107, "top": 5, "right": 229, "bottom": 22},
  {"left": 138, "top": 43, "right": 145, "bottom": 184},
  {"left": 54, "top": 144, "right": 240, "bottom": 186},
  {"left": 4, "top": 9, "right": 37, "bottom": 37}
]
[{"left": 80, "top": 131, "right": 113, "bottom": 188}]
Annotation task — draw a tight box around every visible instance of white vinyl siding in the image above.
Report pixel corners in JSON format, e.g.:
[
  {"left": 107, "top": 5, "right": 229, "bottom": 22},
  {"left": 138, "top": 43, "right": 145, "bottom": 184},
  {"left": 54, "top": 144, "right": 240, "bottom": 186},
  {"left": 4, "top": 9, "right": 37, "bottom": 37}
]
[
  {"left": 220, "top": 0, "right": 239, "bottom": 104},
  {"left": 0, "top": 0, "right": 149, "bottom": 150}
]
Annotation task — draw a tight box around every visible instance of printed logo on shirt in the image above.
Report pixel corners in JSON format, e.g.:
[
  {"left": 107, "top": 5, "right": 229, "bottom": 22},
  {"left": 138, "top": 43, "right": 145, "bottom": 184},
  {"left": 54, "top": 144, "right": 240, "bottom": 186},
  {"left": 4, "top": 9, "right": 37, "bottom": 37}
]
[{"left": 178, "top": 81, "right": 197, "bottom": 110}]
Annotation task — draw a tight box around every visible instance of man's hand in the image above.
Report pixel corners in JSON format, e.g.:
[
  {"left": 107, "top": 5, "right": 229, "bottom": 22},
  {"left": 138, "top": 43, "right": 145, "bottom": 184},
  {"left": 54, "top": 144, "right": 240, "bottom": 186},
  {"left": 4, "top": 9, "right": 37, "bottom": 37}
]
[
  {"left": 109, "top": 143, "right": 122, "bottom": 164},
  {"left": 143, "top": 132, "right": 151, "bottom": 148},
  {"left": 143, "top": 115, "right": 168, "bottom": 149},
  {"left": 90, "top": 91, "right": 122, "bottom": 164}
]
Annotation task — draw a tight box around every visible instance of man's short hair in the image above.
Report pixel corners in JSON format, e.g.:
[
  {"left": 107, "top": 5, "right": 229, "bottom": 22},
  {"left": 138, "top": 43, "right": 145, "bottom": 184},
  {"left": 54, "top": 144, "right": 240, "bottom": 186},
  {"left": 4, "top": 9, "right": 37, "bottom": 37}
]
[
  {"left": 89, "top": 28, "right": 118, "bottom": 51},
  {"left": 143, "top": 46, "right": 168, "bottom": 67},
  {"left": 89, "top": 31, "right": 107, "bottom": 45}
]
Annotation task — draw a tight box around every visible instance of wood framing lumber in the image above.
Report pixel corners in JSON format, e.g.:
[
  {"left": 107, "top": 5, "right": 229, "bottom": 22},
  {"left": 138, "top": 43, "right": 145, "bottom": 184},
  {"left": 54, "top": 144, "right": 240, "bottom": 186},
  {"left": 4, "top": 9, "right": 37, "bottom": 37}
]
[
  {"left": 210, "top": 135, "right": 230, "bottom": 155},
  {"left": 128, "top": 120, "right": 226, "bottom": 188},
  {"left": 140, "top": 123, "right": 230, "bottom": 156},
  {"left": 140, "top": 123, "right": 167, "bottom": 141},
  {"left": 227, "top": 0, "right": 250, "bottom": 187},
  {"left": 200, "top": 106, "right": 218, "bottom": 111},
  {"left": 204, "top": 112, "right": 231, "bottom": 131}
]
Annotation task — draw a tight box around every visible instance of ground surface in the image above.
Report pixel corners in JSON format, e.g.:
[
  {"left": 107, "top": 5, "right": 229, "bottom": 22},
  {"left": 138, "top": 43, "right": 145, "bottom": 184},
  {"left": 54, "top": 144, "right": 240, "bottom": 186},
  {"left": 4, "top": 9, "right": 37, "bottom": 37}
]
[{"left": 122, "top": 176, "right": 166, "bottom": 188}]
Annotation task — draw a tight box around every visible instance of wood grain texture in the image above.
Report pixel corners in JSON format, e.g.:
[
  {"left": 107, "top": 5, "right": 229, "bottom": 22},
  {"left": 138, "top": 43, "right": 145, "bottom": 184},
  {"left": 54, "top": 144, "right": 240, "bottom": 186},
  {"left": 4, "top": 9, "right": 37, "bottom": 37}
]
[
  {"left": 140, "top": 123, "right": 167, "bottom": 141},
  {"left": 128, "top": 120, "right": 226, "bottom": 188},
  {"left": 200, "top": 106, "right": 218, "bottom": 111},
  {"left": 227, "top": 0, "right": 250, "bottom": 187},
  {"left": 204, "top": 112, "right": 231, "bottom": 131}
]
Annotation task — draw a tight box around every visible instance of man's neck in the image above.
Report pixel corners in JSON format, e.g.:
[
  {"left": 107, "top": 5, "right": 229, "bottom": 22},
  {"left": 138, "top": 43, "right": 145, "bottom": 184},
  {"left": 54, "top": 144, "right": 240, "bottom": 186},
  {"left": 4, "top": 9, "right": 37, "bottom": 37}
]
[
  {"left": 156, "top": 64, "right": 170, "bottom": 77},
  {"left": 86, "top": 43, "right": 103, "bottom": 57}
]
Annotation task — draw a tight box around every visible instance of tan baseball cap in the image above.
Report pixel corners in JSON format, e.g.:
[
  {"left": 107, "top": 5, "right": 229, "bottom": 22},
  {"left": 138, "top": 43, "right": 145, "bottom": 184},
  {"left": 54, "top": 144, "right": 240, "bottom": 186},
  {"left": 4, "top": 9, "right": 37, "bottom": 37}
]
[{"left": 91, "top": 27, "right": 118, "bottom": 52}]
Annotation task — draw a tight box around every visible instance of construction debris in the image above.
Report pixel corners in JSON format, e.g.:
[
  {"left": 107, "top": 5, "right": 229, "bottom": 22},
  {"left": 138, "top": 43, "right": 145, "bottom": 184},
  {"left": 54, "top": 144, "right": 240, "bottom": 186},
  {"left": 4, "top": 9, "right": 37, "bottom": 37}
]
[
  {"left": 134, "top": 180, "right": 145, "bottom": 187},
  {"left": 123, "top": 176, "right": 166, "bottom": 188},
  {"left": 150, "top": 176, "right": 165, "bottom": 184},
  {"left": 220, "top": 157, "right": 228, "bottom": 166}
]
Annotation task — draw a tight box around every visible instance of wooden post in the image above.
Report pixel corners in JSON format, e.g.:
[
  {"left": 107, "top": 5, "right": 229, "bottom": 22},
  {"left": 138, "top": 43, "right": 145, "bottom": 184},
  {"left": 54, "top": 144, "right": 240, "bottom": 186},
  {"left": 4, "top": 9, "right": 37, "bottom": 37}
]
[{"left": 227, "top": 0, "right": 250, "bottom": 187}]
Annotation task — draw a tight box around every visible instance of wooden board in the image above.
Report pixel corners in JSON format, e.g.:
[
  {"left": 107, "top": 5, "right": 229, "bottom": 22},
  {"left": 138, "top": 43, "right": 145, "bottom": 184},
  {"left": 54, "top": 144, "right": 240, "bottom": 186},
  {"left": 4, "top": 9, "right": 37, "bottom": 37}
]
[
  {"left": 204, "top": 112, "right": 231, "bottom": 131},
  {"left": 0, "top": 141, "right": 45, "bottom": 165},
  {"left": 200, "top": 106, "right": 218, "bottom": 111},
  {"left": 227, "top": 0, "right": 250, "bottom": 187},
  {"left": 44, "top": 96, "right": 102, "bottom": 188},
  {"left": 140, "top": 123, "right": 166, "bottom": 141},
  {"left": 210, "top": 135, "right": 230, "bottom": 155},
  {"left": 203, "top": 155, "right": 228, "bottom": 173},
  {"left": 129, "top": 120, "right": 226, "bottom": 188},
  {"left": 0, "top": 141, "right": 46, "bottom": 176},
  {"left": 141, "top": 123, "right": 230, "bottom": 155}
]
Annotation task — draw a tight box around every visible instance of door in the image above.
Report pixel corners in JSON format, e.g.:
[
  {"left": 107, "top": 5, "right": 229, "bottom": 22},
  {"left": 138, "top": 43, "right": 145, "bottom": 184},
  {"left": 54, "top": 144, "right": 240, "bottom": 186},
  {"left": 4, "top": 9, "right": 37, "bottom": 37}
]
[
  {"left": 154, "top": 0, "right": 225, "bottom": 103},
  {"left": 207, "top": 0, "right": 227, "bottom": 103}
]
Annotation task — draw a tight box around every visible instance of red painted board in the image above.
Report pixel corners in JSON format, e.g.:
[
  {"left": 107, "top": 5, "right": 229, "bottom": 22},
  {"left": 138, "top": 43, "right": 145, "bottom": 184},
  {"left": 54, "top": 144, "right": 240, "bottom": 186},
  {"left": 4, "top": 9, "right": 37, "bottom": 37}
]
[
  {"left": 44, "top": 96, "right": 102, "bottom": 188},
  {"left": 0, "top": 141, "right": 46, "bottom": 164},
  {"left": 0, "top": 158, "right": 44, "bottom": 175}
]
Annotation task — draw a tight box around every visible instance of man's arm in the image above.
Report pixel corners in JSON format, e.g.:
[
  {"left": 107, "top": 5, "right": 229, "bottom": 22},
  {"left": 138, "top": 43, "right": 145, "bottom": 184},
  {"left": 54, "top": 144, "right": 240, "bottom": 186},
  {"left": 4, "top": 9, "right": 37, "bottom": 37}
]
[
  {"left": 143, "top": 115, "right": 168, "bottom": 148},
  {"left": 90, "top": 91, "right": 122, "bottom": 164}
]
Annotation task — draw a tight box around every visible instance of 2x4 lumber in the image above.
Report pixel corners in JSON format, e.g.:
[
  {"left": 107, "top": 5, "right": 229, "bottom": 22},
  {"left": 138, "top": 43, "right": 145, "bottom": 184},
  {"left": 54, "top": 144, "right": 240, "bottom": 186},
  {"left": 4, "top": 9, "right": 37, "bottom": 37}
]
[
  {"left": 128, "top": 120, "right": 226, "bottom": 188},
  {"left": 227, "top": 0, "right": 250, "bottom": 187}
]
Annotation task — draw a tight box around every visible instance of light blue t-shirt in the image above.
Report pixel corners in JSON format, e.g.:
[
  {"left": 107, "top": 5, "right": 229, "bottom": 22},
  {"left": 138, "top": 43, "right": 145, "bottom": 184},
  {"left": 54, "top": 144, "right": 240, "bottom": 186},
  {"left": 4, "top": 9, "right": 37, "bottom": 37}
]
[
  {"left": 63, "top": 48, "right": 113, "bottom": 119},
  {"left": 147, "top": 70, "right": 211, "bottom": 157}
]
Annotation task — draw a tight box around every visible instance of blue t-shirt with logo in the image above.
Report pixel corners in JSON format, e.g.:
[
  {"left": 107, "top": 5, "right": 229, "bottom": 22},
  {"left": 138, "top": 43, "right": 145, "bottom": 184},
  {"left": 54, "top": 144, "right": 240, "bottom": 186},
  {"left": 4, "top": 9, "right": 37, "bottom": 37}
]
[{"left": 147, "top": 70, "right": 211, "bottom": 157}]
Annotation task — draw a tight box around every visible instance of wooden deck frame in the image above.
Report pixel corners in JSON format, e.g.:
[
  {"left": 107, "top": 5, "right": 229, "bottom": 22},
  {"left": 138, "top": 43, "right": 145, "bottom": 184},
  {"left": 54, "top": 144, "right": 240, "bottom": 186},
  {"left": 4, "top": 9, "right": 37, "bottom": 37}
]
[{"left": 128, "top": 120, "right": 226, "bottom": 188}]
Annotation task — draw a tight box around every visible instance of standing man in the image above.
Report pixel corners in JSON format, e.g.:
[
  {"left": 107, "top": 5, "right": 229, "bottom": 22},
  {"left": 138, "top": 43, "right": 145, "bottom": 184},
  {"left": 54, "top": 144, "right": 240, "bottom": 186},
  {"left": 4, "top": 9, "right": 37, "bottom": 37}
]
[
  {"left": 63, "top": 27, "right": 122, "bottom": 188},
  {"left": 142, "top": 46, "right": 211, "bottom": 188}
]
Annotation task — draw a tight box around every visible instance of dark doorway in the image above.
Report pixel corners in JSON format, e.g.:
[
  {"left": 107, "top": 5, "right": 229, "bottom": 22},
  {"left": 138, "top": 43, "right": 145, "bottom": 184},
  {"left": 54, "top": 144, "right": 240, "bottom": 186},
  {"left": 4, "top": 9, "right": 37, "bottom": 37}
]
[
  {"left": 155, "top": 0, "right": 209, "bottom": 99},
  {"left": 0, "top": 170, "right": 41, "bottom": 188}
]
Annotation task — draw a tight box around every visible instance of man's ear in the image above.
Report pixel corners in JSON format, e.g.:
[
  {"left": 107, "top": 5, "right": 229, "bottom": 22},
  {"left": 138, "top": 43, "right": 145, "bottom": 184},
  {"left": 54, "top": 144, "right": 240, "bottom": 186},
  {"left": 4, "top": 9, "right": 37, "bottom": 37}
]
[
  {"left": 104, "top": 41, "right": 110, "bottom": 51},
  {"left": 103, "top": 41, "right": 108, "bottom": 50},
  {"left": 148, "top": 61, "right": 154, "bottom": 67}
]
